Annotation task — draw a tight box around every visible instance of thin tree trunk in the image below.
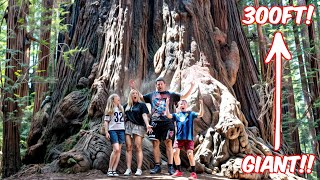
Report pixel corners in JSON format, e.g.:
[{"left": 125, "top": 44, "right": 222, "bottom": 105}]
[
  {"left": 33, "top": 0, "right": 54, "bottom": 114},
  {"left": 313, "top": 0, "right": 320, "bottom": 41},
  {"left": 250, "top": 26, "right": 260, "bottom": 70},
  {"left": 2, "top": 0, "right": 29, "bottom": 177},
  {"left": 280, "top": 2, "right": 302, "bottom": 154},
  {"left": 254, "top": 0, "right": 267, "bottom": 80},
  {"left": 283, "top": 61, "right": 302, "bottom": 155}
]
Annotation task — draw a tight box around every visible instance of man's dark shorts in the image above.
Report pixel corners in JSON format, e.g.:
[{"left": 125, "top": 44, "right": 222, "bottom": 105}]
[{"left": 148, "top": 117, "right": 175, "bottom": 141}]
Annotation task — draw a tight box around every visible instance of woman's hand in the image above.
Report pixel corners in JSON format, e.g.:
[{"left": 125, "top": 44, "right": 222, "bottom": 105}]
[
  {"left": 105, "top": 132, "right": 110, "bottom": 140},
  {"left": 146, "top": 124, "right": 153, "bottom": 134}
]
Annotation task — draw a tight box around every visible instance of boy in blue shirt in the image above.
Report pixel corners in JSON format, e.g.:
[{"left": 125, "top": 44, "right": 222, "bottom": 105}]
[{"left": 165, "top": 98, "right": 204, "bottom": 179}]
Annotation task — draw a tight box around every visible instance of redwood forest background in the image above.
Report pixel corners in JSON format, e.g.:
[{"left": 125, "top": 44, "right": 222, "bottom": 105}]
[{"left": 0, "top": 0, "right": 319, "bottom": 179}]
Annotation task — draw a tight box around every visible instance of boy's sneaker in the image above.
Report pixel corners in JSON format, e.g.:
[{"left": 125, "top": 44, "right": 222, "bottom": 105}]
[
  {"left": 107, "top": 171, "right": 114, "bottom": 177},
  {"left": 150, "top": 165, "right": 161, "bottom": 174},
  {"left": 135, "top": 169, "right": 142, "bottom": 176},
  {"left": 168, "top": 166, "right": 175, "bottom": 175},
  {"left": 172, "top": 170, "right": 183, "bottom": 177},
  {"left": 189, "top": 172, "right": 197, "bottom": 179},
  {"left": 124, "top": 169, "right": 131, "bottom": 176},
  {"left": 112, "top": 171, "right": 119, "bottom": 176}
]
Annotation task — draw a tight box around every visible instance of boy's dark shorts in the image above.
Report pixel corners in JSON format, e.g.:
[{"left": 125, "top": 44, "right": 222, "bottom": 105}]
[{"left": 148, "top": 118, "right": 175, "bottom": 141}]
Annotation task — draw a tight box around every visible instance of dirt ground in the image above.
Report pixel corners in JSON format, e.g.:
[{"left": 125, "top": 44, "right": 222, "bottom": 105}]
[{"left": 4, "top": 165, "right": 233, "bottom": 180}]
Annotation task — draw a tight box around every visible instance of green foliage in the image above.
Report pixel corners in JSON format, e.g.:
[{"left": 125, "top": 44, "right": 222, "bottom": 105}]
[
  {"left": 62, "top": 47, "right": 87, "bottom": 71},
  {"left": 67, "top": 158, "right": 77, "bottom": 165},
  {"left": 20, "top": 104, "right": 33, "bottom": 157},
  {"left": 0, "top": 0, "right": 80, "bottom": 171}
]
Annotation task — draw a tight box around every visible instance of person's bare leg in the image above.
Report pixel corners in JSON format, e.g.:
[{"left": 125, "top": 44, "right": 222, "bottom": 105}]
[
  {"left": 113, "top": 144, "right": 122, "bottom": 171},
  {"left": 165, "top": 139, "right": 175, "bottom": 175},
  {"left": 152, "top": 140, "right": 161, "bottom": 164},
  {"left": 187, "top": 149, "right": 195, "bottom": 166},
  {"left": 173, "top": 148, "right": 181, "bottom": 165},
  {"left": 134, "top": 134, "right": 143, "bottom": 170},
  {"left": 125, "top": 135, "right": 133, "bottom": 170},
  {"left": 109, "top": 143, "right": 119, "bottom": 171},
  {"left": 187, "top": 149, "right": 197, "bottom": 179},
  {"left": 165, "top": 139, "right": 173, "bottom": 164},
  {"left": 173, "top": 148, "right": 182, "bottom": 176},
  {"left": 150, "top": 139, "right": 161, "bottom": 174}
]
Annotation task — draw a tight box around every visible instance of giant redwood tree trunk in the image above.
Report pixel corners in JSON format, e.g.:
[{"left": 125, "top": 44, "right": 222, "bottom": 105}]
[
  {"left": 24, "top": 0, "right": 296, "bottom": 179},
  {"left": 2, "top": 0, "right": 29, "bottom": 177}
]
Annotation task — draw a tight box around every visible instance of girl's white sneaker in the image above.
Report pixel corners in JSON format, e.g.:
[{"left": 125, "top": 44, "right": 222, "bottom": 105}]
[
  {"left": 124, "top": 169, "right": 132, "bottom": 176},
  {"left": 135, "top": 169, "right": 142, "bottom": 176},
  {"left": 113, "top": 171, "right": 119, "bottom": 176},
  {"left": 107, "top": 171, "right": 114, "bottom": 177}
]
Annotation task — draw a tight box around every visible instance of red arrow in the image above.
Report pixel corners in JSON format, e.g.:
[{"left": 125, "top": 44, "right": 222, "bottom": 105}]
[{"left": 265, "top": 32, "right": 292, "bottom": 151}]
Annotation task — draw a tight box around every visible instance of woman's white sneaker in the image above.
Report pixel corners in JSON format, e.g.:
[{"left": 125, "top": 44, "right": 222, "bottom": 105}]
[
  {"left": 135, "top": 169, "right": 142, "bottom": 176},
  {"left": 124, "top": 169, "right": 132, "bottom": 176},
  {"left": 113, "top": 171, "right": 119, "bottom": 176},
  {"left": 107, "top": 171, "right": 114, "bottom": 177}
]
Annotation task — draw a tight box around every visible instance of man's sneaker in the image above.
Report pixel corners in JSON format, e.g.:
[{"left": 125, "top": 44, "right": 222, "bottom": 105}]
[
  {"left": 135, "top": 169, "right": 142, "bottom": 176},
  {"left": 189, "top": 172, "right": 198, "bottom": 179},
  {"left": 150, "top": 165, "right": 161, "bottom": 174},
  {"left": 112, "top": 171, "right": 119, "bottom": 176},
  {"left": 168, "top": 166, "right": 175, "bottom": 175},
  {"left": 124, "top": 169, "right": 131, "bottom": 176},
  {"left": 107, "top": 171, "right": 114, "bottom": 177},
  {"left": 172, "top": 170, "right": 183, "bottom": 177}
]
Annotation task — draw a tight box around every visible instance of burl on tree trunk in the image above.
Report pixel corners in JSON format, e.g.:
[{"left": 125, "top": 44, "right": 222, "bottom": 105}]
[{"left": 24, "top": 0, "right": 299, "bottom": 179}]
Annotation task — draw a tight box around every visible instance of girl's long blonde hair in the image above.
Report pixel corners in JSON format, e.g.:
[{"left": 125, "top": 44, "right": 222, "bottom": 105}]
[
  {"left": 125, "top": 89, "right": 142, "bottom": 111},
  {"left": 104, "top": 94, "right": 124, "bottom": 116}
]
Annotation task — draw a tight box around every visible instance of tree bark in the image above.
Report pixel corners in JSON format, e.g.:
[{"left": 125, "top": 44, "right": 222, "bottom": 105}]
[
  {"left": 2, "top": 0, "right": 29, "bottom": 177},
  {"left": 254, "top": 0, "right": 267, "bottom": 80},
  {"left": 33, "top": 0, "right": 54, "bottom": 114}
]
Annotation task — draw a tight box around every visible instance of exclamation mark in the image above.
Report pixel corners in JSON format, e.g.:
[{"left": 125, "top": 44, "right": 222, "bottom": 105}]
[
  {"left": 305, "top": 5, "right": 315, "bottom": 25},
  {"left": 306, "top": 154, "right": 316, "bottom": 174},
  {"left": 299, "top": 155, "right": 307, "bottom": 174}
]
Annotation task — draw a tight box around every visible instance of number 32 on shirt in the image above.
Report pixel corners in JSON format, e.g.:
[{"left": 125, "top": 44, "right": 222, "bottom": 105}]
[{"left": 114, "top": 112, "right": 124, "bottom": 122}]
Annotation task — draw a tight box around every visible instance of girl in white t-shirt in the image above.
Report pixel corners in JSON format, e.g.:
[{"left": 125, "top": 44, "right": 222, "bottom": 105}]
[{"left": 104, "top": 94, "right": 125, "bottom": 177}]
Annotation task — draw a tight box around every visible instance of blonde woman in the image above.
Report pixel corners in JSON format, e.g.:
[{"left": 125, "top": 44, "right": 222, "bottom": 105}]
[
  {"left": 123, "top": 89, "right": 153, "bottom": 176},
  {"left": 104, "top": 94, "right": 125, "bottom": 177}
]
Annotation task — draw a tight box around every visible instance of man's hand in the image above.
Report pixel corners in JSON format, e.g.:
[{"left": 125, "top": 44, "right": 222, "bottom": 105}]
[{"left": 129, "top": 79, "right": 135, "bottom": 89}]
